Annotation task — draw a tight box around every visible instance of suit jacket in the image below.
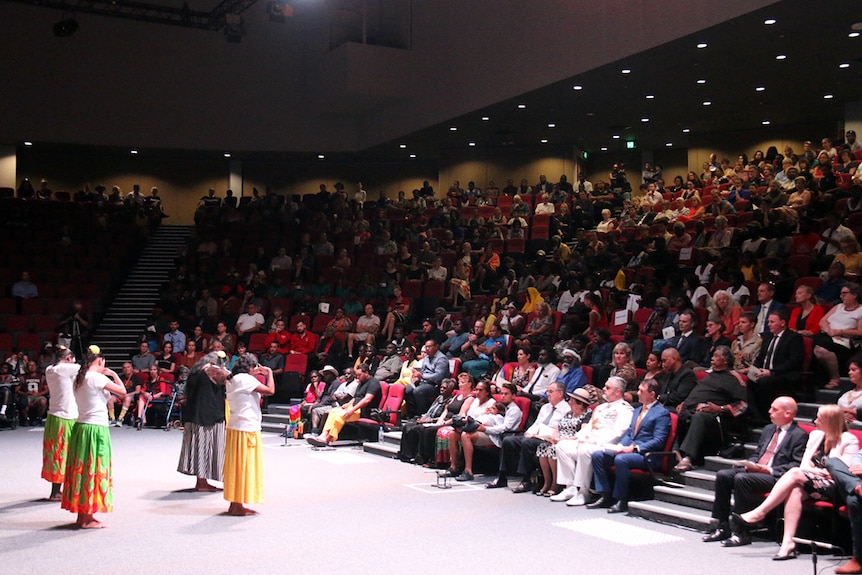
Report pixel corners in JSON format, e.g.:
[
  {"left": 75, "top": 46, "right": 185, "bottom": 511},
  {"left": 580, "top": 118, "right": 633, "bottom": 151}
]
[
  {"left": 749, "top": 421, "right": 808, "bottom": 477},
  {"left": 671, "top": 332, "right": 705, "bottom": 365},
  {"left": 658, "top": 365, "right": 697, "bottom": 409},
  {"left": 753, "top": 329, "right": 804, "bottom": 382},
  {"left": 755, "top": 301, "right": 786, "bottom": 335},
  {"left": 619, "top": 402, "right": 672, "bottom": 458}
]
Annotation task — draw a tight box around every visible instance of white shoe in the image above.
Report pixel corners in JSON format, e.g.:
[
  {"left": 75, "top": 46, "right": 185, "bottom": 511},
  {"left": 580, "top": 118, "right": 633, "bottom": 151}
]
[
  {"left": 550, "top": 486, "right": 578, "bottom": 502},
  {"left": 566, "top": 492, "right": 587, "bottom": 507}
]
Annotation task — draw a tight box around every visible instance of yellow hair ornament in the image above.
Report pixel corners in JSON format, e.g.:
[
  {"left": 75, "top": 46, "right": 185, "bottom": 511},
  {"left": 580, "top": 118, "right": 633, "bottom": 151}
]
[{"left": 88, "top": 344, "right": 101, "bottom": 355}]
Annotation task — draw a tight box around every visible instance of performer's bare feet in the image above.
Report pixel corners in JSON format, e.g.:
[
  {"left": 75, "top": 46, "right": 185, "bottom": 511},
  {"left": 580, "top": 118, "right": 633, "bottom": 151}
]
[
  {"left": 48, "top": 493, "right": 62, "bottom": 502},
  {"left": 195, "top": 479, "right": 222, "bottom": 492},
  {"left": 77, "top": 514, "right": 106, "bottom": 529},
  {"left": 48, "top": 484, "right": 62, "bottom": 501},
  {"left": 227, "top": 503, "right": 258, "bottom": 516}
]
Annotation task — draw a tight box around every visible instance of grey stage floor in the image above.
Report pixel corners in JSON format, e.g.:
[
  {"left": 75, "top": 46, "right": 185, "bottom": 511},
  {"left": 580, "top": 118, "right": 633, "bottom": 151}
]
[{"left": 0, "top": 426, "right": 846, "bottom": 575}]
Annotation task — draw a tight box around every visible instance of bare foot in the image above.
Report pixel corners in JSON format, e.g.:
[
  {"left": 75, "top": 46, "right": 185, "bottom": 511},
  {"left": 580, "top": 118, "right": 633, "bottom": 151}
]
[
  {"left": 48, "top": 494, "right": 62, "bottom": 502},
  {"left": 77, "top": 514, "right": 106, "bottom": 529},
  {"left": 195, "top": 484, "right": 222, "bottom": 492},
  {"left": 227, "top": 504, "right": 258, "bottom": 516}
]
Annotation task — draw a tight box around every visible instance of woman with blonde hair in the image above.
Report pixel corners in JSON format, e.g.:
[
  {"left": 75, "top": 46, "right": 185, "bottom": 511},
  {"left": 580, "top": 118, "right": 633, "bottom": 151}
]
[
  {"left": 709, "top": 290, "right": 740, "bottom": 339},
  {"left": 609, "top": 342, "right": 638, "bottom": 400},
  {"left": 788, "top": 284, "right": 824, "bottom": 337},
  {"left": 734, "top": 404, "right": 859, "bottom": 560}
]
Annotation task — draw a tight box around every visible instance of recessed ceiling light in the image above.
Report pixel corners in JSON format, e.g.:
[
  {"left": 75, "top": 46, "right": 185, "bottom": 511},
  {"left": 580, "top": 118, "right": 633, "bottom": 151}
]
[
  {"left": 517, "top": 103, "right": 526, "bottom": 109},
  {"left": 703, "top": 101, "right": 712, "bottom": 106},
  {"left": 481, "top": 116, "right": 490, "bottom": 121},
  {"left": 824, "top": 94, "right": 834, "bottom": 99},
  {"left": 130, "top": 149, "right": 138, "bottom": 155},
  {"left": 399, "top": 144, "right": 407, "bottom": 149},
  {"left": 682, "top": 128, "right": 691, "bottom": 133},
  {"left": 645, "top": 95, "right": 655, "bottom": 99},
  {"left": 756, "top": 86, "right": 766, "bottom": 92},
  {"left": 696, "top": 79, "right": 706, "bottom": 84},
  {"left": 840, "top": 63, "right": 851, "bottom": 68},
  {"left": 621, "top": 68, "right": 631, "bottom": 74},
  {"left": 540, "top": 139, "right": 548, "bottom": 143},
  {"left": 572, "top": 84, "right": 583, "bottom": 90},
  {"left": 696, "top": 42, "right": 708, "bottom": 49},
  {"left": 547, "top": 123, "right": 556, "bottom": 128},
  {"left": 468, "top": 142, "right": 476, "bottom": 147},
  {"left": 224, "top": 153, "right": 231, "bottom": 158},
  {"left": 666, "top": 142, "right": 673, "bottom": 147},
  {"left": 23, "top": 141, "right": 32, "bottom": 146},
  {"left": 762, "top": 120, "right": 771, "bottom": 125},
  {"left": 612, "top": 134, "right": 621, "bottom": 139},
  {"left": 764, "top": 18, "right": 776, "bottom": 25},
  {"left": 409, "top": 154, "right": 416, "bottom": 158},
  {"left": 776, "top": 54, "right": 787, "bottom": 60},
  {"left": 600, "top": 147, "right": 608, "bottom": 151},
  {"left": 318, "top": 154, "right": 325, "bottom": 159},
  {"left": 850, "top": 32, "right": 860, "bottom": 38},
  {"left": 641, "top": 118, "right": 649, "bottom": 122},
  {"left": 449, "top": 126, "right": 458, "bottom": 131}
]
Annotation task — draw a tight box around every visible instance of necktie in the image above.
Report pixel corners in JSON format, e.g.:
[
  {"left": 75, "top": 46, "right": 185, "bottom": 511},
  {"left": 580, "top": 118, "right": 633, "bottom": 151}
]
[
  {"left": 764, "top": 334, "right": 780, "bottom": 370},
  {"left": 526, "top": 365, "right": 544, "bottom": 395},
  {"left": 634, "top": 405, "right": 649, "bottom": 435},
  {"left": 542, "top": 405, "right": 555, "bottom": 425},
  {"left": 757, "top": 428, "right": 781, "bottom": 466},
  {"left": 756, "top": 304, "right": 768, "bottom": 333}
]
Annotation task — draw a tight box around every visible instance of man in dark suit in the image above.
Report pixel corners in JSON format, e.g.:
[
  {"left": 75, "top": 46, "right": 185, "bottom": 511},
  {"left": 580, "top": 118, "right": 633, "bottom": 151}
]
[
  {"left": 588, "top": 379, "right": 672, "bottom": 513},
  {"left": 826, "top": 452, "right": 862, "bottom": 573},
  {"left": 753, "top": 282, "right": 786, "bottom": 336},
  {"left": 748, "top": 308, "right": 804, "bottom": 420},
  {"left": 703, "top": 396, "right": 808, "bottom": 545},
  {"left": 658, "top": 347, "right": 697, "bottom": 409},
  {"left": 670, "top": 310, "right": 706, "bottom": 367}
]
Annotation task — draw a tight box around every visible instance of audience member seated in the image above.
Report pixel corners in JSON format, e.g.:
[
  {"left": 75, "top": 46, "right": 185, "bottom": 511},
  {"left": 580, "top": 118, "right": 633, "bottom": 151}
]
[
  {"left": 131, "top": 342, "right": 156, "bottom": 374},
  {"left": 788, "top": 284, "right": 824, "bottom": 336},
  {"left": 16, "top": 360, "right": 47, "bottom": 426},
  {"left": 234, "top": 303, "right": 264, "bottom": 345},
  {"left": 673, "top": 346, "right": 748, "bottom": 472},
  {"left": 697, "top": 316, "right": 733, "bottom": 370},
  {"left": 702, "top": 396, "right": 806, "bottom": 545},
  {"left": 460, "top": 323, "right": 506, "bottom": 379},
  {"left": 669, "top": 310, "right": 705, "bottom": 368},
  {"left": 306, "top": 363, "right": 381, "bottom": 446},
  {"left": 732, "top": 405, "right": 859, "bottom": 560},
  {"left": 210, "top": 321, "right": 236, "bottom": 354},
  {"left": 589, "top": 379, "right": 671, "bottom": 513},
  {"left": 111, "top": 361, "right": 142, "bottom": 427},
  {"left": 519, "top": 347, "right": 559, "bottom": 401},
  {"left": 815, "top": 284, "right": 862, "bottom": 389},
  {"left": 374, "top": 343, "right": 404, "bottom": 383},
  {"left": 551, "top": 377, "right": 633, "bottom": 506},
  {"left": 346, "top": 304, "right": 380, "bottom": 358},
  {"left": 534, "top": 387, "right": 594, "bottom": 496},
  {"left": 397, "top": 377, "right": 457, "bottom": 464},
  {"left": 404, "top": 339, "right": 450, "bottom": 417},
  {"left": 731, "top": 312, "right": 762, "bottom": 371}
]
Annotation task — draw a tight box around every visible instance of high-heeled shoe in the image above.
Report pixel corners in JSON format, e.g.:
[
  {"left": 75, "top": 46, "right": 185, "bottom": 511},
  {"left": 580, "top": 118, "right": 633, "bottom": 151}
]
[{"left": 772, "top": 548, "right": 798, "bottom": 561}]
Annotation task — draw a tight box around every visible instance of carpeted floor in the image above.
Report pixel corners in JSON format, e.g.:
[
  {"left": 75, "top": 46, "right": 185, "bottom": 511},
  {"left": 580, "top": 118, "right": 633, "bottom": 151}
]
[{"left": 0, "top": 426, "right": 843, "bottom": 574}]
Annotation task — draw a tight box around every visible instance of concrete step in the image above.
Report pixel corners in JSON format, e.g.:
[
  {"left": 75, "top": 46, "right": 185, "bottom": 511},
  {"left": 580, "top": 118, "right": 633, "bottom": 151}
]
[
  {"left": 363, "top": 441, "right": 399, "bottom": 459},
  {"left": 653, "top": 484, "right": 718, "bottom": 512},
  {"left": 627, "top": 499, "right": 715, "bottom": 532},
  {"left": 679, "top": 468, "right": 717, "bottom": 490},
  {"left": 262, "top": 421, "right": 288, "bottom": 434},
  {"left": 798, "top": 402, "right": 821, "bottom": 420},
  {"left": 383, "top": 430, "right": 401, "bottom": 447}
]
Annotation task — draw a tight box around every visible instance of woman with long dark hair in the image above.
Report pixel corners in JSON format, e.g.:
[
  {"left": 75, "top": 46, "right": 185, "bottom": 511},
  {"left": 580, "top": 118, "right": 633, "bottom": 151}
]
[
  {"left": 223, "top": 353, "right": 274, "bottom": 516},
  {"left": 177, "top": 351, "right": 229, "bottom": 492},
  {"left": 61, "top": 345, "right": 125, "bottom": 528}
]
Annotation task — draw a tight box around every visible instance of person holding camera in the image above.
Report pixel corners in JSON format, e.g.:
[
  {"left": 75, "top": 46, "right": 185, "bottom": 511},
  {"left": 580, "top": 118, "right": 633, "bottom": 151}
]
[{"left": 455, "top": 383, "right": 523, "bottom": 481}]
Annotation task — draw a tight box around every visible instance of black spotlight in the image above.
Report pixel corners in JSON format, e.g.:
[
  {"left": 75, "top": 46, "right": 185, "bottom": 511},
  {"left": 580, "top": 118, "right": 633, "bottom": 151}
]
[{"left": 53, "top": 18, "right": 79, "bottom": 37}]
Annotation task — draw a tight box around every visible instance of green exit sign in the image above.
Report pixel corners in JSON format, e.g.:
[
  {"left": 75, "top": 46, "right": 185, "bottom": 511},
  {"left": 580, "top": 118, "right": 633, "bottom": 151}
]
[{"left": 626, "top": 140, "right": 636, "bottom": 149}]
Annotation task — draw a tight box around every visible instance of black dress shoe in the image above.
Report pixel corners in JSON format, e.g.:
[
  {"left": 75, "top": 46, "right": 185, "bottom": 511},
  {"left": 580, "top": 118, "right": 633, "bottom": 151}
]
[
  {"left": 511, "top": 481, "right": 533, "bottom": 494},
  {"left": 772, "top": 549, "right": 798, "bottom": 561},
  {"left": 586, "top": 495, "right": 615, "bottom": 509},
  {"left": 485, "top": 477, "right": 507, "bottom": 489},
  {"left": 702, "top": 527, "right": 731, "bottom": 542},
  {"left": 722, "top": 533, "right": 752, "bottom": 547},
  {"left": 607, "top": 501, "right": 628, "bottom": 514}
]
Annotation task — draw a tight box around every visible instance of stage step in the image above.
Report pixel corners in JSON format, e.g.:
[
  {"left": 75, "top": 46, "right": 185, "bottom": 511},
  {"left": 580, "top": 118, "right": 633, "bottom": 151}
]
[
  {"left": 653, "top": 484, "right": 717, "bottom": 512},
  {"left": 627, "top": 499, "right": 715, "bottom": 532},
  {"left": 678, "top": 468, "right": 717, "bottom": 491},
  {"left": 363, "top": 440, "right": 400, "bottom": 459}
]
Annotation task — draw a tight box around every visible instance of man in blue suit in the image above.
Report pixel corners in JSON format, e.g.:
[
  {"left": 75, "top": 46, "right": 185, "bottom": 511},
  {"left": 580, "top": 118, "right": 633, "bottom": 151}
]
[
  {"left": 753, "top": 282, "right": 786, "bottom": 336},
  {"left": 588, "top": 379, "right": 672, "bottom": 513}
]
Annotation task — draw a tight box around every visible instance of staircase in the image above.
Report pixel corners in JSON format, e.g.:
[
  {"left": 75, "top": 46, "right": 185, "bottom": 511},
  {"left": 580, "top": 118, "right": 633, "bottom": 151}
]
[{"left": 90, "top": 225, "right": 192, "bottom": 368}]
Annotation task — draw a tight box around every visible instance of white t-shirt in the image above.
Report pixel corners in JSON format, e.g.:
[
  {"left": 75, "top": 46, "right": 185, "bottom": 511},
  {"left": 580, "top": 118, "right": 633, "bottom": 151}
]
[
  {"left": 236, "top": 312, "right": 264, "bottom": 333},
  {"left": 75, "top": 371, "right": 111, "bottom": 426},
  {"left": 45, "top": 362, "right": 81, "bottom": 420},
  {"left": 226, "top": 373, "right": 262, "bottom": 432}
]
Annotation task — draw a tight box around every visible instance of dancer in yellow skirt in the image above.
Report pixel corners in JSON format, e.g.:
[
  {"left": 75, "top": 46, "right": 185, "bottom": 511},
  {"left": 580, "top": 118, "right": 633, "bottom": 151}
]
[
  {"left": 42, "top": 346, "right": 80, "bottom": 501},
  {"left": 61, "top": 346, "right": 125, "bottom": 529},
  {"left": 223, "top": 354, "right": 274, "bottom": 516}
]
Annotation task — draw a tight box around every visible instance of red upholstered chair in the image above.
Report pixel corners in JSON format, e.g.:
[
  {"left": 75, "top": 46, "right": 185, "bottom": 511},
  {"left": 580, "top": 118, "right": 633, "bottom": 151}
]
[
  {"left": 449, "top": 358, "right": 461, "bottom": 378},
  {"left": 613, "top": 412, "right": 680, "bottom": 499},
  {"left": 248, "top": 333, "right": 269, "bottom": 353}
]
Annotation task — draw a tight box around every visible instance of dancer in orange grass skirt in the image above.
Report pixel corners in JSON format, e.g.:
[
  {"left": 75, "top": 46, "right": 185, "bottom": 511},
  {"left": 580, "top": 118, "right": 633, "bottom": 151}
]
[
  {"left": 61, "top": 346, "right": 126, "bottom": 529},
  {"left": 42, "top": 346, "right": 80, "bottom": 501}
]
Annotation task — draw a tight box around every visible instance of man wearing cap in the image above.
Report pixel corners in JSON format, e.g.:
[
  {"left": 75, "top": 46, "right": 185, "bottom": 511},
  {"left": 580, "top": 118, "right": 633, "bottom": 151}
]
[
  {"left": 557, "top": 348, "right": 587, "bottom": 394},
  {"left": 551, "top": 377, "right": 634, "bottom": 506},
  {"left": 486, "top": 381, "right": 571, "bottom": 490},
  {"left": 589, "top": 379, "right": 671, "bottom": 513}
]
